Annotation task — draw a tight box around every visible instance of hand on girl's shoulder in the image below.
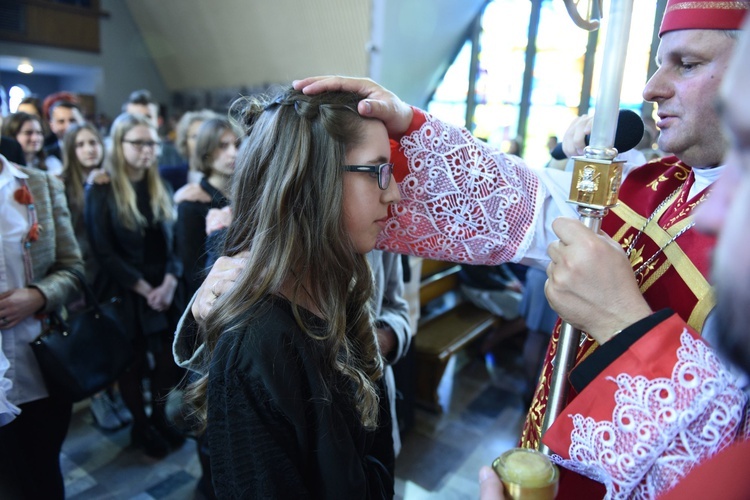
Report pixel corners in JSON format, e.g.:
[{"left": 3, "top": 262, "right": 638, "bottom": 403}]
[
  {"left": 86, "top": 168, "right": 110, "bottom": 185},
  {"left": 174, "top": 182, "right": 211, "bottom": 204}
]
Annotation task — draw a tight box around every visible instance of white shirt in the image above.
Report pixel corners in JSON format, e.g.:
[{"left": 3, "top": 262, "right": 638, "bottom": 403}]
[
  {"left": 0, "top": 334, "right": 20, "bottom": 425},
  {"left": 0, "top": 158, "right": 48, "bottom": 406}
]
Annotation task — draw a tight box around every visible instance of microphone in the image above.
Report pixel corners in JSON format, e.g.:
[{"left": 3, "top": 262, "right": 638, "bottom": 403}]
[{"left": 550, "top": 109, "right": 645, "bottom": 160}]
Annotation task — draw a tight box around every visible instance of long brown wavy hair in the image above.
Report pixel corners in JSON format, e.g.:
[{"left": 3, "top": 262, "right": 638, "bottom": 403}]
[{"left": 186, "top": 86, "right": 383, "bottom": 430}]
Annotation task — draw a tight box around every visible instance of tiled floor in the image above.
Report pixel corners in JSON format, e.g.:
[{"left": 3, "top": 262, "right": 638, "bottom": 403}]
[{"left": 61, "top": 342, "right": 530, "bottom": 499}]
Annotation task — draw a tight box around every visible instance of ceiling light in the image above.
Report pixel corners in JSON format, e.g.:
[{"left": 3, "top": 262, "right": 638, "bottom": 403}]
[{"left": 17, "top": 60, "right": 34, "bottom": 74}]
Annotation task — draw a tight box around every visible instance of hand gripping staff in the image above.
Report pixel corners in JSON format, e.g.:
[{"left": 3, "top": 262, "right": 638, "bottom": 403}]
[{"left": 539, "top": 0, "right": 635, "bottom": 456}]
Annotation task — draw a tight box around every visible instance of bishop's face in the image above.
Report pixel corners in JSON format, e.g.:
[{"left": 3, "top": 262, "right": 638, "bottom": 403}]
[{"left": 643, "top": 29, "right": 735, "bottom": 168}]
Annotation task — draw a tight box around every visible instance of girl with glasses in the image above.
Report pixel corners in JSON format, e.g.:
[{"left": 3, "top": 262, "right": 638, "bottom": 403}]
[
  {"left": 175, "top": 87, "right": 400, "bottom": 498},
  {"left": 85, "top": 113, "right": 185, "bottom": 458}
]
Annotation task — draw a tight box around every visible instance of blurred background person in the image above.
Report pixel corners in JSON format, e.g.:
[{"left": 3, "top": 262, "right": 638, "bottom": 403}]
[
  {"left": 16, "top": 95, "right": 44, "bottom": 120},
  {"left": 46, "top": 99, "right": 85, "bottom": 160},
  {"left": 85, "top": 113, "right": 185, "bottom": 459},
  {"left": 62, "top": 122, "right": 133, "bottom": 432},
  {"left": 159, "top": 109, "right": 218, "bottom": 192},
  {"left": 175, "top": 117, "right": 238, "bottom": 299},
  {"left": 41, "top": 91, "right": 80, "bottom": 156},
  {"left": 3, "top": 112, "right": 63, "bottom": 175}
]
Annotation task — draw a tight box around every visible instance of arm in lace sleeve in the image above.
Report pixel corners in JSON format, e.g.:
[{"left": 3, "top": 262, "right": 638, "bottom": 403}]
[
  {"left": 543, "top": 313, "right": 748, "bottom": 499},
  {"left": 375, "top": 108, "right": 548, "bottom": 265}
]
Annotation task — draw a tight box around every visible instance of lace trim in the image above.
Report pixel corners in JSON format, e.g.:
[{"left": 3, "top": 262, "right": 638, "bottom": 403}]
[
  {"left": 553, "top": 330, "right": 746, "bottom": 499},
  {"left": 377, "top": 112, "right": 542, "bottom": 265}
]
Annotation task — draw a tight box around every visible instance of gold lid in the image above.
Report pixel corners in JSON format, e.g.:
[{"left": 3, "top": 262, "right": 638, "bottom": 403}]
[{"left": 492, "top": 448, "right": 559, "bottom": 500}]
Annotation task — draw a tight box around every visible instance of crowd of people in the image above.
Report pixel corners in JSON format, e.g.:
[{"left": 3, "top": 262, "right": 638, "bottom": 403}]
[
  {"left": 0, "top": 87, "right": 246, "bottom": 497},
  {"left": 1, "top": 0, "right": 750, "bottom": 498}
]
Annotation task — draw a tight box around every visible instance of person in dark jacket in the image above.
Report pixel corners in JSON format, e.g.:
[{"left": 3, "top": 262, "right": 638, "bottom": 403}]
[
  {"left": 85, "top": 113, "right": 185, "bottom": 458},
  {"left": 175, "top": 117, "right": 238, "bottom": 298}
]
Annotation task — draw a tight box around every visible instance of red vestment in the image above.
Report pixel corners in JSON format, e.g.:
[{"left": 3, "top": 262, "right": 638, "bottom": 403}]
[
  {"left": 518, "top": 158, "right": 722, "bottom": 498},
  {"left": 379, "top": 109, "right": 741, "bottom": 499},
  {"left": 543, "top": 313, "right": 747, "bottom": 498}
]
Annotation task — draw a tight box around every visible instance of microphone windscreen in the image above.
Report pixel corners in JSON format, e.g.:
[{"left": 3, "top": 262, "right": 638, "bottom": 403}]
[{"left": 550, "top": 109, "right": 645, "bottom": 160}]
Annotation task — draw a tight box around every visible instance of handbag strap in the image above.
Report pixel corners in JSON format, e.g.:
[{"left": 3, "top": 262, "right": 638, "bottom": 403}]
[{"left": 67, "top": 268, "right": 101, "bottom": 312}]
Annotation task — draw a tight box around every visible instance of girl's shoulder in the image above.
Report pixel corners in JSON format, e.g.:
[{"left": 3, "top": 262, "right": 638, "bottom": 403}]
[{"left": 214, "top": 296, "right": 324, "bottom": 373}]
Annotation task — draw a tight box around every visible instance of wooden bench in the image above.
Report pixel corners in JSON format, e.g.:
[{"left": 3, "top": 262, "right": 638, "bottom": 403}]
[{"left": 413, "top": 259, "right": 501, "bottom": 413}]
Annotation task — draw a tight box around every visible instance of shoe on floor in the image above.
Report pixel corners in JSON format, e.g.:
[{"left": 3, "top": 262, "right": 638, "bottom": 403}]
[
  {"left": 131, "top": 422, "right": 170, "bottom": 459},
  {"left": 111, "top": 391, "right": 133, "bottom": 426},
  {"left": 90, "top": 393, "right": 125, "bottom": 432}
]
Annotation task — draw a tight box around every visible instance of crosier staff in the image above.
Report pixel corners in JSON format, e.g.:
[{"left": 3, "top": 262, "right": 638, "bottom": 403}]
[{"left": 539, "top": 0, "right": 635, "bottom": 456}]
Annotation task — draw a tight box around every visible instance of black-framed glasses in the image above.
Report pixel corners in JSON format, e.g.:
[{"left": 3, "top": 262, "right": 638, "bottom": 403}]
[
  {"left": 122, "top": 139, "right": 162, "bottom": 151},
  {"left": 342, "top": 163, "right": 393, "bottom": 190}
]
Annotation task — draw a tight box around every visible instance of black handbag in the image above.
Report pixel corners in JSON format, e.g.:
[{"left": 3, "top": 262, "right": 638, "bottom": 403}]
[{"left": 30, "top": 269, "right": 135, "bottom": 402}]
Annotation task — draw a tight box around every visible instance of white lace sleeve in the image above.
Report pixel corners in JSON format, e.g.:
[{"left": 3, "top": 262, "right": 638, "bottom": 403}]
[
  {"left": 551, "top": 330, "right": 747, "bottom": 499},
  {"left": 376, "top": 111, "right": 547, "bottom": 265}
]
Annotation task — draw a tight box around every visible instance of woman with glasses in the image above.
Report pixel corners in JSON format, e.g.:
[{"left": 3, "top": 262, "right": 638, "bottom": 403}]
[
  {"left": 2, "top": 112, "right": 63, "bottom": 175},
  {"left": 174, "top": 87, "right": 400, "bottom": 498},
  {"left": 175, "top": 117, "right": 239, "bottom": 299},
  {"left": 85, "top": 113, "right": 185, "bottom": 458}
]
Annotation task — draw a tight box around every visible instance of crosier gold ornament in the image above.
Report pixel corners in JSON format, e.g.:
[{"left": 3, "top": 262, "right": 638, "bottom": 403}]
[{"left": 570, "top": 157, "right": 624, "bottom": 209}]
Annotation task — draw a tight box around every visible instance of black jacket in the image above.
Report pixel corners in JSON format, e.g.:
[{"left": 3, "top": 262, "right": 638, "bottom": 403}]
[
  {"left": 208, "top": 296, "right": 395, "bottom": 499},
  {"left": 84, "top": 181, "right": 183, "bottom": 336},
  {"left": 175, "top": 177, "right": 229, "bottom": 298}
]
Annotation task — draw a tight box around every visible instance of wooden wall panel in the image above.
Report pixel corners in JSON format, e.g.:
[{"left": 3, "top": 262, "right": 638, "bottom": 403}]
[{"left": 0, "top": 1, "right": 106, "bottom": 53}]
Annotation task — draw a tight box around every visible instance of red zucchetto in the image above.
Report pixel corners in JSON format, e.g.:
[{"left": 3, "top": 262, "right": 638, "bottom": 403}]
[{"left": 659, "top": 0, "right": 749, "bottom": 37}]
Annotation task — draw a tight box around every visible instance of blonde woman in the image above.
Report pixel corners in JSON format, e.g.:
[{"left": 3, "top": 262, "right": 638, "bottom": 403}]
[{"left": 85, "top": 113, "right": 184, "bottom": 458}]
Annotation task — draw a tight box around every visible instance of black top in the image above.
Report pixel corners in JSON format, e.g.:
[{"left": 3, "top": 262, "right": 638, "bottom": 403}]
[
  {"left": 175, "top": 177, "right": 230, "bottom": 298},
  {"left": 208, "top": 295, "right": 395, "bottom": 499},
  {"left": 85, "top": 179, "right": 183, "bottom": 336}
]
